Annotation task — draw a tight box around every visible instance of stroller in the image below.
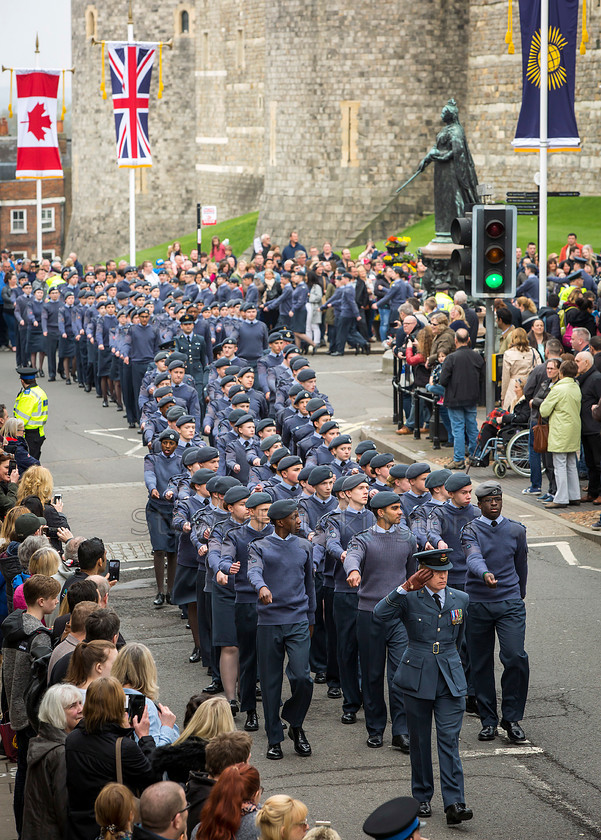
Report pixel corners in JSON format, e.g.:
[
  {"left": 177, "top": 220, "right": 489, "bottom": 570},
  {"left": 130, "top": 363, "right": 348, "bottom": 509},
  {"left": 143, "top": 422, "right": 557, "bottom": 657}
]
[{"left": 470, "top": 401, "right": 531, "bottom": 478}]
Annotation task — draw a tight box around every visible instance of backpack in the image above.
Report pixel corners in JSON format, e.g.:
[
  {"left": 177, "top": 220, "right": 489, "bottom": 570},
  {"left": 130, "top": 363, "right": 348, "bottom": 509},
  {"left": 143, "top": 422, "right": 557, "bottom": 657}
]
[{"left": 18, "top": 623, "right": 53, "bottom": 733}]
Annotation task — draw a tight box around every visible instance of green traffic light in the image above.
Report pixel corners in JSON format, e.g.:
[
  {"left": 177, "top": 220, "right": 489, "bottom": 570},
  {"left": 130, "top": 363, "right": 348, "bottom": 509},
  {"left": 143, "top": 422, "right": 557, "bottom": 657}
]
[{"left": 485, "top": 272, "right": 503, "bottom": 289}]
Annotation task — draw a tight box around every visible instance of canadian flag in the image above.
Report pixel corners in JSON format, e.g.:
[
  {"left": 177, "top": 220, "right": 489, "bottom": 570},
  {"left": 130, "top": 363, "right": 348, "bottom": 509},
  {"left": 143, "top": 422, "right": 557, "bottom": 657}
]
[{"left": 16, "top": 70, "right": 63, "bottom": 179}]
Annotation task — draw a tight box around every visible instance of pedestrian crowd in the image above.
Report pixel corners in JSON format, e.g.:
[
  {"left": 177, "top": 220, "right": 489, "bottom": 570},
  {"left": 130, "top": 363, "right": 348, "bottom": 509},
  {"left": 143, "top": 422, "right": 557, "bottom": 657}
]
[{"left": 0, "top": 228, "right": 596, "bottom": 840}]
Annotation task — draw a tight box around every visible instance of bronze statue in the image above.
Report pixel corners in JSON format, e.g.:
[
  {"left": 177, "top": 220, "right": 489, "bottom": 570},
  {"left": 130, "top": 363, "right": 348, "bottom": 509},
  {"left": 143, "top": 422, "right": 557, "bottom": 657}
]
[{"left": 397, "top": 99, "right": 478, "bottom": 238}]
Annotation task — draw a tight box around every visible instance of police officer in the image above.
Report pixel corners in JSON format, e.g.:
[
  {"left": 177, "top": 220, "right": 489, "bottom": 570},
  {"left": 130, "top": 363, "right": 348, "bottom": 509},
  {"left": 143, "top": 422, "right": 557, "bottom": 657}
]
[
  {"left": 363, "top": 796, "right": 427, "bottom": 840},
  {"left": 461, "top": 480, "right": 529, "bottom": 743},
  {"left": 247, "top": 498, "right": 316, "bottom": 760},
  {"left": 14, "top": 367, "right": 48, "bottom": 460},
  {"left": 374, "top": 550, "right": 473, "bottom": 826},
  {"left": 343, "top": 490, "right": 417, "bottom": 751}
]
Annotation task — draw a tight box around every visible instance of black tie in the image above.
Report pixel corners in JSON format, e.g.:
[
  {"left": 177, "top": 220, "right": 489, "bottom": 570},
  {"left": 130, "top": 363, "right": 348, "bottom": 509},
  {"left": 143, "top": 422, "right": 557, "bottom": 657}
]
[
  {"left": 433, "top": 593, "right": 442, "bottom": 610},
  {"left": 492, "top": 521, "right": 497, "bottom": 527}
]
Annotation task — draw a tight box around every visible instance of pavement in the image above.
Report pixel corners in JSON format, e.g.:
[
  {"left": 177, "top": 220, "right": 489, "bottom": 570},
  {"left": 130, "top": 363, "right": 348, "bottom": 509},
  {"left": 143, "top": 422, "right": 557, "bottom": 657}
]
[{"left": 2, "top": 346, "right": 601, "bottom": 840}]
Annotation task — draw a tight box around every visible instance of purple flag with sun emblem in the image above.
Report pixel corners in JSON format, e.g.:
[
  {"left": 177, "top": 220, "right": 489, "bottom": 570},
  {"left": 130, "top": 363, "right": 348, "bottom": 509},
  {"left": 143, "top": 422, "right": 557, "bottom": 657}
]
[{"left": 513, "top": 0, "right": 580, "bottom": 151}]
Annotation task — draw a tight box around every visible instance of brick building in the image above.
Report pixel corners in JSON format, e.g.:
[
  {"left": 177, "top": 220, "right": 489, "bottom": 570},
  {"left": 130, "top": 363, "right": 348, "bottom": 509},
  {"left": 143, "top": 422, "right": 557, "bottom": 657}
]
[{"left": 0, "top": 133, "right": 70, "bottom": 261}]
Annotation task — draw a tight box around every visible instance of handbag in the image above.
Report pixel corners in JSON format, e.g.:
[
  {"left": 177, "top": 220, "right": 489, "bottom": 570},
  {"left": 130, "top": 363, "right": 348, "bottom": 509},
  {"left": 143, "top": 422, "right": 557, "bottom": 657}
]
[
  {"left": 0, "top": 720, "right": 18, "bottom": 762},
  {"left": 532, "top": 417, "right": 549, "bottom": 453}
]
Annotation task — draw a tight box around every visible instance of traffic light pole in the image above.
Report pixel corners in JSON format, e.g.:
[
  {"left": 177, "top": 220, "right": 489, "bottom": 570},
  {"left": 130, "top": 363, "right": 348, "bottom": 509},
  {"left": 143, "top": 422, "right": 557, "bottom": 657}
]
[{"left": 485, "top": 300, "right": 496, "bottom": 413}]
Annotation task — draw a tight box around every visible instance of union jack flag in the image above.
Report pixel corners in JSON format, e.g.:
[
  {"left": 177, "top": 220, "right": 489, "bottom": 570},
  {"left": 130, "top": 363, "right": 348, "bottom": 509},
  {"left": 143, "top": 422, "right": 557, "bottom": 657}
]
[{"left": 107, "top": 42, "right": 156, "bottom": 168}]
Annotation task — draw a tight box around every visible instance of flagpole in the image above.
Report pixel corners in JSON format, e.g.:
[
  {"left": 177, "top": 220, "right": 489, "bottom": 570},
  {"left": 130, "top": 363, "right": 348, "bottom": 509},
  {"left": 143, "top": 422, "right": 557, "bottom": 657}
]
[
  {"left": 539, "top": 0, "right": 549, "bottom": 308},
  {"left": 34, "top": 33, "right": 43, "bottom": 263},
  {"left": 127, "top": 4, "right": 137, "bottom": 267}
]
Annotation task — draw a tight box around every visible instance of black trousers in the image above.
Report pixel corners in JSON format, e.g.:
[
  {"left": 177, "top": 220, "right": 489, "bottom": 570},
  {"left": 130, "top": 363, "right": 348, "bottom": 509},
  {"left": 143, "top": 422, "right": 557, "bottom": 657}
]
[
  {"left": 582, "top": 434, "right": 601, "bottom": 498},
  {"left": 333, "top": 591, "right": 361, "bottom": 713},
  {"left": 309, "top": 570, "right": 327, "bottom": 673},
  {"left": 45, "top": 334, "right": 59, "bottom": 378},
  {"left": 235, "top": 601, "right": 258, "bottom": 712},
  {"left": 24, "top": 428, "right": 44, "bottom": 461},
  {"left": 323, "top": 584, "right": 340, "bottom": 688},
  {"left": 257, "top": 621, "right": 313, "bottom": 745}
]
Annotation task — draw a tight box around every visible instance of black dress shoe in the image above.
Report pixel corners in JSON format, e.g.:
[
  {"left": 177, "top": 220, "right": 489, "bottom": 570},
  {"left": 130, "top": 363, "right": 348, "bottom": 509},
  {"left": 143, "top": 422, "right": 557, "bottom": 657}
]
[
  {"left": 465, "top": 695, "right": 479, "bottom": 715},
  {"left": 116, "top": 404, "right": 123, "bottom": 411},
  {"left": 288, "top": 726, "right": 312, "bottom": 756},
  {"left": 166, "top": 592, "right": 172, "bottom": 605},
  {"left": 203, "top": 679, "right": 223, "bottom": 695},
  {"left": 65, "top": 378, "right": 71, "bottom": 385},
  {"left": 48, "top": 376, "right": 56, "bottom": 382},
  {"left": 501, "top": 719, "right": 526, "bottom": 742},
  {"left": 366, "top": 734, "right": 383, "bottom": 748},
  {"left": 255, "top": 683, "right": 262, "bottom": 699},
  {"left": 314, "top": 671, "right": 326, "bottom": 684},
  {"left": 128, "top": 422, "right": 136, "bottom": 429},
  {"left": 102, "top": 400, "right": 109, "bottom": 407},
  {"left": 478, "top": 725, "right": 498, "bottom": 741},
  {"left": 445, "top": 803, "right": 473, "bottom": 825},
  {"left": 244, "top": 710, "right": 259, "bottom": 731},
  {"left": 327, "top": 686, "right": 342, "bottom": 699},
  {"left": 418, "top": 802, "right": 432, "bottom": 818},
  {"left": 84, "top": 384, "right": 91, "bottom": 392},
  {"left": 391, "top": 733, "right": 410, "bottom": 753},
  {"left": 153, "top": 592, "right": 165, "bottom": 607},
  {"left": 266, "top": 743, "right": 283, "bottom": 760},
  {"left": 189, "top": 647, "right": 202, "bottom": 663},
  {"left": 229, "top": 699, "right": 239, "bottom": 717},
  {"left": 340, "top": 712, "right": 357, "bottom": 725}
]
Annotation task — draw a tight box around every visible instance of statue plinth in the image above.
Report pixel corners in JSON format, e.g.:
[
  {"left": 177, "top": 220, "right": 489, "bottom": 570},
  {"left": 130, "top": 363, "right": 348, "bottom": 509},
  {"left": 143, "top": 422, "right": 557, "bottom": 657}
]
[{"left": 420, "top": 239, "right": 466, "bottom": 297}]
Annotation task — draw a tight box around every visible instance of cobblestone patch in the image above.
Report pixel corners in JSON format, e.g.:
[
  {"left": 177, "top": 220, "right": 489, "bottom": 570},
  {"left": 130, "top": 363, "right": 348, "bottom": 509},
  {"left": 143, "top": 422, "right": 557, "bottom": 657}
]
[{"left": 105, "top": 541, "right": 152, "bottom": 561}]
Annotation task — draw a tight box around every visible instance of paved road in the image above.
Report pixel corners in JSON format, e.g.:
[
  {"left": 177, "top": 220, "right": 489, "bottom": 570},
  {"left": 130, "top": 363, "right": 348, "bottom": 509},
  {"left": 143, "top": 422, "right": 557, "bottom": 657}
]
[{"left": 1, "top": 349, "right": 601, "bottom": 840}]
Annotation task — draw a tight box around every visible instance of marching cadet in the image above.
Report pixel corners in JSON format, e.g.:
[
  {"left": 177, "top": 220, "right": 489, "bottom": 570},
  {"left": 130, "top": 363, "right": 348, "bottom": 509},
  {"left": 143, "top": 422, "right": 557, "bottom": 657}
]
[
  {"left": 225, "top": 414, "right": 262, "bottom": 484},
  {"left": 174, "top": 313, "right": 208, "bottom": 403},
  {"left": 219, "top": 491, "right": 274, "bottom": 732},
  {"left": 409, "top": 469, "right": 451, "bottom": 550},
  {"left": 143, "top": 429, "right": 182, "bottom": 608},
  {"left": 248, "top": 435, "right": 283, "bottom": 488},
  {"left": 461, "top": 481, "right": 529, "bottom": 744},
  {"left": 256, "top": 331, "right": 284, "bottom": 400},
  {"left": 374, "top": 550, "right": 473, "bottom": 826},
  {"left": 327, "top": 434, "right": 357, "bottom": 480},
  {"left": 297, "top": 408, "right": 332, "bottom": 461},
  {"left": 388, "top": 463, "right": 411, "bottom": 495},
  {"left": 327, "top": 473, "right": 375, "bottom": 723},
  {"left": 42, "top": 286, "right": 62, "bottom": 381},
  {"left": 354, "top": 439, "right": 378, "bottom": 464},
  {"left": 399, "top": 463, "right": 432, "bottom": 522},
  {"left": 247, "top": 498, "right": 316, "bottom": 760},
  {"left": 172, "top": 467, "right": 213, "bottom": 663},
  {"left": 368, "top": 453, "right": 395, "bottom": 492},
  {"left": 168, "top": 359, "right": 201, "bottom": 426},
  {"left": 304, "top": 420, "right": 340, "bottom": 467},
  {"left": 58, "top": 290, "right": 78, "bottom": 384},
  {"left": 264, "top": 454, "right": 303, "bottom": 502},
  {"left": 343, "top": 491, "right": 417, "bottom": 751},
  {"left": 237, "top": 367, "right": 269, "bottom": 419},
  {"left": 14, "top": 367, "right": 49, "bottom": 460}
]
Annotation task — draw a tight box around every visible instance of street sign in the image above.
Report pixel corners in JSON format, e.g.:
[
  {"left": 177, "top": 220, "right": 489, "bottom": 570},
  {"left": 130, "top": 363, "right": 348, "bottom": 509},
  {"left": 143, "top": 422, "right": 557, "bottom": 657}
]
[{"left": 201, "top": 205, "right": 217, "bottom": 225}]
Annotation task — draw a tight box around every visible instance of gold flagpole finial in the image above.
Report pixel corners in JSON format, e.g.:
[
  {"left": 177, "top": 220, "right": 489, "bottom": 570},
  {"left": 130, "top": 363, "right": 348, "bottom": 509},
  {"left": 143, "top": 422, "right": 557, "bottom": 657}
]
[
  {"left": 35, "top": 33, "right": 40, "bottom": 54},
  {"left": 128, "top": 0, "right": 133, "bottom": 25}
]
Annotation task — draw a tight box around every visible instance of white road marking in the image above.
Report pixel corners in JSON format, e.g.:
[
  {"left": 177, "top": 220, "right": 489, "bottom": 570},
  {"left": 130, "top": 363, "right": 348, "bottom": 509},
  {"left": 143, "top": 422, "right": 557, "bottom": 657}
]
[
  {"left": 529, "top": 541, "right": 579, "bottom": 565},
  {"left": 461, "top": 745, "right": 543, "bottom": 759},
  {"left": 59, "top": 481, "right": 142, "bottom": 491}
]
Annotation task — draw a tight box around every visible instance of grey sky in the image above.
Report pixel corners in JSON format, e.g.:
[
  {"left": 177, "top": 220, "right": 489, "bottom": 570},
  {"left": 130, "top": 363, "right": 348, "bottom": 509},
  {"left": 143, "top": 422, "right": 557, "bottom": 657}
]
[{"left": 0, "top": 0, "right": 71, "bottom": 106}]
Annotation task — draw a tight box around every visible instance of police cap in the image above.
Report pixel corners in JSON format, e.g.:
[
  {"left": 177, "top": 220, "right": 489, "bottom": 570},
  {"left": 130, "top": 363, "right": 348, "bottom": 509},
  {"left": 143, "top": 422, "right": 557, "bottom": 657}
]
[
  {"left": 362, "top": 796, "right": 421, "bottom": 840},
  {"left": 414, "top": 548, "right": 454, "bottom": 571}
]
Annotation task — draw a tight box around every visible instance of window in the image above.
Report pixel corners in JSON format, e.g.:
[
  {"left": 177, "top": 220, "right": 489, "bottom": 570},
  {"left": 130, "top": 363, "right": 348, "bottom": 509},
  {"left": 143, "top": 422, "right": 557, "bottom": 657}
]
[
  {"left": 340, "top": 101, "right": 360, "bottom": 168},
  {"left": 201, "top": 31, "right": 209, "bottom": 68},
  {"left": 181, "top": 10, "right": 189, "bottom": 33},
  {"left": 41, "top": 207, "right": 55, "bottom": 232},
  {"left": 11, "top": 250, "right": 27, "bottom": 260},
  {"left": 236, "top": 29, "right": 245, "bottom": 70},
  {"left": 175, "top": 4, "right": 194, "bottom": 37},
  {"left": 42, "top": 249, "right": 56, "bottom": 261},
  {"left": 85, "top": 5, "right": 97, "bottom": 40},
  {"left": 269, "top": 101, "right": 277, "bottom": 167},
  {"left": 10, "top": 209, "right": 27, "bottom": 234}
]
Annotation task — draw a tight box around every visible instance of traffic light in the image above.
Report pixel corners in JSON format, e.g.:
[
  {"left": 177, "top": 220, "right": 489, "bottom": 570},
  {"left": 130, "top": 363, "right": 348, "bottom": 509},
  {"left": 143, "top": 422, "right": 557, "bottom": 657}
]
[
  {"left": 472, "top": 205, "right": 517, "bottom": 298},
  {"left": 450, "top": 214, "right": 473, "bottom": 287}
]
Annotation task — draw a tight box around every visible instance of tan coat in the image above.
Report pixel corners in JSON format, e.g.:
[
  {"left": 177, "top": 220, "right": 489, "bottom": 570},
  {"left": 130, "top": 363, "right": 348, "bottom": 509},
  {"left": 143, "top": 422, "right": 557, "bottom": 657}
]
[
  {"left": 498, "top": 325, "right": 515, "bottom": 354},
  {"left": 501, "top": 346, "right": 540, "bottom": 410}
]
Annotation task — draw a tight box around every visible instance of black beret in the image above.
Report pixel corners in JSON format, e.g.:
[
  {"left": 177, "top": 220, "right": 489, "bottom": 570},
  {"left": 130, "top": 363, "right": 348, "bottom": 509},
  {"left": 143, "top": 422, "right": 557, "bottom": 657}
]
[
  {"left": 329, "top": 433, "right": 352, "bottom": 450},
  {"left": 268, "top": 499, "right": 298, "bottom": 520},
  {"left": 196, "top": 446, "right": 219, "bottom": 463},
  {"left": 360, "top": 450, "right": 378, "bottom": 467},
  {"left": 371, "top": 453, "right": 395, "bottom": 469},
  {"left": 291, "top": 357, "right": 310, "bottom": 372},
  {"left": 269, "top": 447, "right": 290, "bottom": 466},
  {"left": 444, "top": 472, "right": 472, "bottom": 492},
  {"left": 425, "top": 468, "right": 452, "bottom": 489},
  {"left": 159, "top": 429, "right": 178, "bottom": 442},
  {"left": 278, "top": 455, "right": 303, "bottom": 471},
  {"left": 224, "top": 485, "right": 251, "bottom": 505},
  {"left": 234, "top": 413, "right": 255, "bottom": 427},
  {"left": 310, "top": 407, "right": 330, "bottom": 423},
  {"left": 332, "top": 477, "right": 347, "bottom": 495},
  {"left": 362, "top": 796, "right": 420, "bottom": 840},
  {"left": 260, "top": 434, "right": 282, "bottom": 451},
  {"left": 405, "top": 462, "right": 431, "bottom": 480},
  {"left": 220, "top": 374, "right": 237, "bottom": 387},
  {"left": 355, "top": 440, "right": 378, "bottom": 456},
  {"left": 320, "top": 421, "right": 340, "bottom": 435},
  {"left": 308, "top": 466, "right": 334, "bottom": 486},
  {"left": 181, "top": 447, "right": 202, "bottom": 467},
  {"left": 231, "top": 392, "right": 251, "bottom": 406},
  {"left": 256, "top": 418, "right": 277, "bottom": 433},
  {"left": 166, "top": 406, "right": 186, "bottom": 420},
  {"left": 342, "top": 473, "right": 369, "bottom": 491},
  {"left": 370, "top": 491, "right": 400, "bottom": 511},
  {"left": 190, "top": 468, "right": 214, "bottom": 486},
  {"left": 246, "top": 492, "right": 272, "bottom": 508},
  {"left": 293, "top": 390, "right": 312, "bottom": 405}
]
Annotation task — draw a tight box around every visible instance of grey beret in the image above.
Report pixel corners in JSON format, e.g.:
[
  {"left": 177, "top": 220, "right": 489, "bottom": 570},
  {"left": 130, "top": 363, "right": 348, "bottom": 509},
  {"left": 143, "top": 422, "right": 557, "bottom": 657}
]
[
  {"left": 444, "top": 473, "right": 472, "bottom": 492},
  {"left": 475, "top": 480, "right": 503, "bottom": 499},
  {"left": 370, "top": 491, "right": 401, "bottom": 511},
  {"left": 405, "top": 462, "right": 431, "bottom": 480},
  {"left": 268, "top": 499, "right": 299, "bottom": 520},
  {"left": 425, "top": 468, "right": 453, "bottom": 489},
  {"left": 308, "top": 466, "right": 334, "bottom": 486}
]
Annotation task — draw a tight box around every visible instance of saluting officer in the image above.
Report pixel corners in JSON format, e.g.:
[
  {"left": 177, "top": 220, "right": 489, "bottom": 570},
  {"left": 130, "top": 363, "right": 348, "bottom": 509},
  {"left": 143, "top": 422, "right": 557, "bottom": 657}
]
[
  {"left": 174, "top": 313, "right": 208, "bottom": 405},
  {"left": 461, "top": 480, "right": 529, "bottom": 743},
  {"left": 374, "top": 550, "right": 473, "bottom": 826}
]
